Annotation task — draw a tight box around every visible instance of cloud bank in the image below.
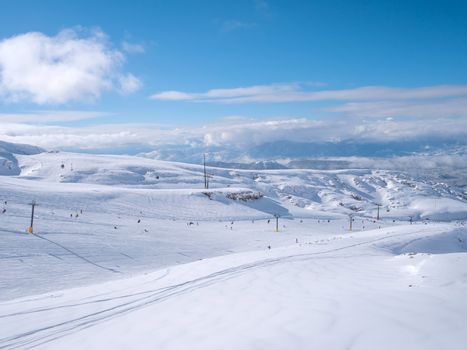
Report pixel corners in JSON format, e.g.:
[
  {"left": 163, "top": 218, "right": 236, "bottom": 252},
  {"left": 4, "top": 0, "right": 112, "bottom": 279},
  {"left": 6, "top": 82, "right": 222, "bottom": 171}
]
[
  {"left": 150, "top": 83, "right": 467, "bottom": 121},
  {"left": 0, "top": 28, "right": 141, "bottom": 104},
  {"left": 150, "top": 83, "right": 467, "bottom": 103},
  {"left": 0, "top": 115, "right": 465, "bottom": 155}
]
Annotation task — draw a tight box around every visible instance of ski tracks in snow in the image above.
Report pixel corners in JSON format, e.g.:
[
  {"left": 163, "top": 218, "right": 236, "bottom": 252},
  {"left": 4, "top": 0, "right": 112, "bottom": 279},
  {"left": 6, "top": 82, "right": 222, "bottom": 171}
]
[{"left": 0, "top": 229, "right": 429, "bottom": 349}]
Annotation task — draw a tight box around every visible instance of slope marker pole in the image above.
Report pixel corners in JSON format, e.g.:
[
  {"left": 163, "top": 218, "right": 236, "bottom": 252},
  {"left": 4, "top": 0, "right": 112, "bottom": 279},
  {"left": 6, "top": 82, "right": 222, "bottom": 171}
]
[{"left": 28, "top": 200, "right": 37, "bottom": 234}]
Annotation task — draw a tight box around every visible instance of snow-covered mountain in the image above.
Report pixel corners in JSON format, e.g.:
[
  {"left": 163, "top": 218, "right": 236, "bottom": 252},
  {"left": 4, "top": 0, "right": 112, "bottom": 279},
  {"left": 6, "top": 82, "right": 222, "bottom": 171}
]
[
  {"left": 137, "top": 137, "right": 467, "bottom": 163},
  {"left": 139, "top": 142, "right": 467, "bottom": 193},
  {"left": 11, "top": 149, "right": 467, "bottom": 221},
  {"left": 1, "top": 142, "right": 467, "bottom": 349}
]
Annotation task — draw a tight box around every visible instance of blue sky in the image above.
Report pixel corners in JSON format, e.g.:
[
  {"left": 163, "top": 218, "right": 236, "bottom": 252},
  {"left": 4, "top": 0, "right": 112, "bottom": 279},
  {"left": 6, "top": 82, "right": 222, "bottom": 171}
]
[{"left": 0, "top": 0, "right": 466, "bottom": 155}]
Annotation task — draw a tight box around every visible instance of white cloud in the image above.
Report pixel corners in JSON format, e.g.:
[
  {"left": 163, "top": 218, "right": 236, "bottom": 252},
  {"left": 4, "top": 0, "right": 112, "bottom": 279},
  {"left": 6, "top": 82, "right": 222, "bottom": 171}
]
[
  {"left": 150, "top": 83, "right": 299, "bottom": 101},
  {"left": 0, "top": 110, "right": 109, "bottom": 123},
  {"left": 121, "top": 41, "right": 145, "bottom": 54},
  {"left": 206, "top": 84, "right": 298, "bottom": 98},
  {"left": 118, "top": 74, "right": 142, "bottom": 94},
  {"left": 0, "top": 28, "right": 141, "bottom": 104},
  {"left": 339, "top": 155, "right": 467, "bottom": 171},
  {"left": 0, "top": 115, "right": 465, "bottom": 153},
  {"left": 150, "top": 83, "right": 467, "bottom": 124},
  {"left": 199, "top": 118, "right": 328, "bottom": 147},
  {"left": 150, "top": 83, "right": 467, "bottom": 105},
  {"left": 152, "top": 91, "right": 195, "bottom": 101},
  {"left": 323, "top": 97, "right": 467, "bottom": 118}
]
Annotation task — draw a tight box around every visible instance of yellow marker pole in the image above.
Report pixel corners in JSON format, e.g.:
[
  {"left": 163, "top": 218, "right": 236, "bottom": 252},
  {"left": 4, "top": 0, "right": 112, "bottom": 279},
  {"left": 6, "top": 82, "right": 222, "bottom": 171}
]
[{"left": 28, "top": 200, "right": 37, "bottom": 234}]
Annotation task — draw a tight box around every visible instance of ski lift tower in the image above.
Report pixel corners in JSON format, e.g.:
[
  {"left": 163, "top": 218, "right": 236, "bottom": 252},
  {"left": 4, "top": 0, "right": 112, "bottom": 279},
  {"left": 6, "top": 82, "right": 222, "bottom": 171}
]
[
  {"left": 375, "top": 203, "right": 382, "bottom": 220},
  {"left": 274, "top": 214, "right": 280, "bottom": 232}
]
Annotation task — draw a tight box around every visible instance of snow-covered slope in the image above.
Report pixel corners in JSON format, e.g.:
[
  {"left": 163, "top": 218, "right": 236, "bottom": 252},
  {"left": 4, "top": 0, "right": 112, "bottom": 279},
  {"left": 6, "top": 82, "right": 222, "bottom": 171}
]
[
  {"left": 1, "top": 147, "right": 466, "bottom": 349},
  {"left": 0, "top": 140, "right": 44, "bottom": 176},
  {"left": 1, "top": 223, "right": 466, "bottom": 350},
  {"left": 14, "top": 150, "right": 467, "bottom": 220}
]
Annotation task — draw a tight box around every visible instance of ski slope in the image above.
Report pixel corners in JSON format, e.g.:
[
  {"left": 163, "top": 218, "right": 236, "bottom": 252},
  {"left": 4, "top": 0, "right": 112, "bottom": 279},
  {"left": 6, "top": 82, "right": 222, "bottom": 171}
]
[
  {"left": 0, "top": 142, "right": 466, "bottom": 349},
  {"left": 14, "top": 150, "right": 467, "bottom": 220},
  {"left": 1, "top": 223, "right": 466, "bottom": 350}
]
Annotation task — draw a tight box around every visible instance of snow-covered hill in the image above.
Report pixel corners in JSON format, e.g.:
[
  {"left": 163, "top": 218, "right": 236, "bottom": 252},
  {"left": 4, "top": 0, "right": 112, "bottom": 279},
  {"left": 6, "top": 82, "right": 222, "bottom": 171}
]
[
  {"left": 13, "top": 150, "right": 467, "bottom": 221},
  {"left": 1, "top": 145, "right": 466, "bottom": 349},
  {"left": 0, "top": 140, "right": 44, "bottom": 176}
]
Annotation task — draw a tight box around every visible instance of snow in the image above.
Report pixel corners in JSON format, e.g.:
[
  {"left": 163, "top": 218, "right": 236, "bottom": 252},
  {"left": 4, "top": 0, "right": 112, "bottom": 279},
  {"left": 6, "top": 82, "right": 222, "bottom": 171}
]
[
  {"left": 0, "top": 141, "right": 43, "bottom": 176},
  {"left": 0, "top": 143, "right": 466, "bottom": 349},
  {"left": 1, "top": 224, "right": 467, "bottom": 350},
  {"left": 410, "top": 197, "right": 467, "bottom": 220}
]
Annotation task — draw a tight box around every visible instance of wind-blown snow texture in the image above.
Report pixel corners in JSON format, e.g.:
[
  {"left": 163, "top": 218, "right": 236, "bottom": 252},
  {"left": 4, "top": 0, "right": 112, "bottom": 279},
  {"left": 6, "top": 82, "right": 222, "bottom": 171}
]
[{"left": 0, "top": 141, "right": 466, "bottom": 349}]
